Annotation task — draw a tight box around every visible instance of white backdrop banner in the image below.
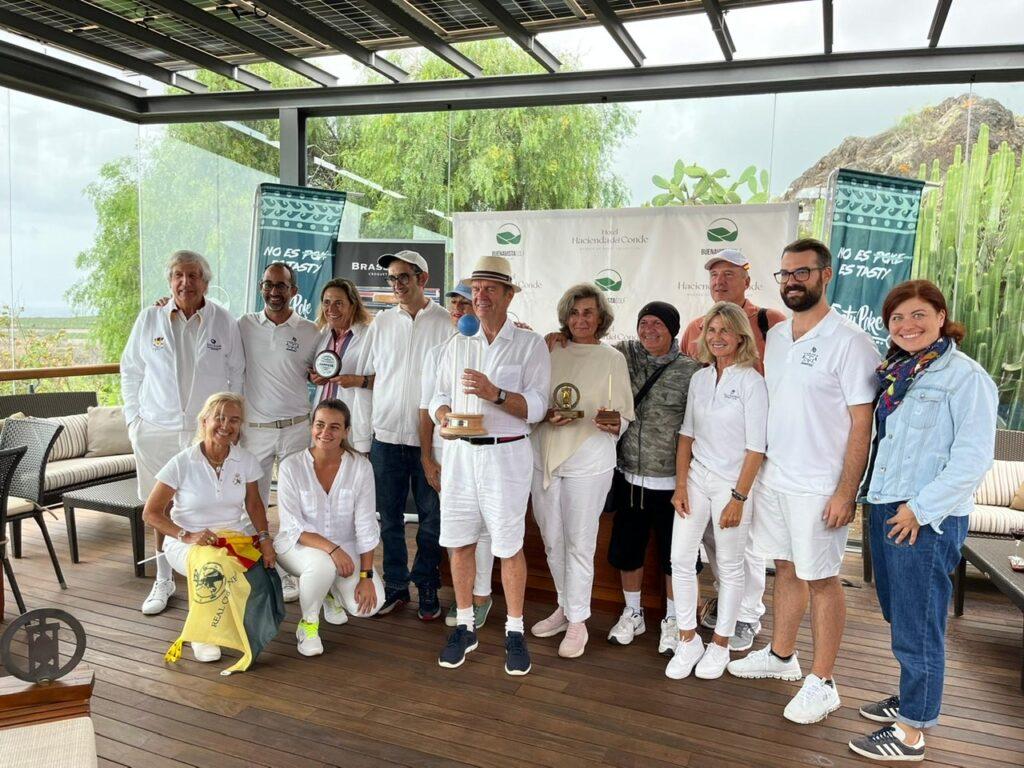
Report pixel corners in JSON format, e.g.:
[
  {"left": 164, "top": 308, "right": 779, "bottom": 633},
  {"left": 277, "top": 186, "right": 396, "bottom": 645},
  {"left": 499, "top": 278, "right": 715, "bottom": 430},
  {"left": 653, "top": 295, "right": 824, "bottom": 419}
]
[{"left": 454, "top": 204, "right": 798, "bottom": 340}]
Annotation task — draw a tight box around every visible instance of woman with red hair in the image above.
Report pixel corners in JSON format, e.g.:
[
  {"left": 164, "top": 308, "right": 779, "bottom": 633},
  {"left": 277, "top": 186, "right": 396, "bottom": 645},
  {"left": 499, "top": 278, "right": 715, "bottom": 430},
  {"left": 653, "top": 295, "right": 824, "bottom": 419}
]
[{"left": 849, "top": 280, "right": 997, "bottom": 762}]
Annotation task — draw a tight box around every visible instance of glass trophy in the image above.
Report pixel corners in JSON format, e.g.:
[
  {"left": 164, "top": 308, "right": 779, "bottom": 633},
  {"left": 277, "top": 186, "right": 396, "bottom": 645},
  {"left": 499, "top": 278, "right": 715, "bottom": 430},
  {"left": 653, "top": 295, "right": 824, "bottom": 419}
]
[{"left": 441, "top": 314, "right": 487, "bottom": 437}]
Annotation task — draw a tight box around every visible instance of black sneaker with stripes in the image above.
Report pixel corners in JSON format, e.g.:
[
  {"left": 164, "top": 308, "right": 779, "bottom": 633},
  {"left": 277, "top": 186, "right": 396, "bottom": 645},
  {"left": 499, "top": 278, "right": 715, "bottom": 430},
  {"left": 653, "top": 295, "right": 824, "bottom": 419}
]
[
  {"left": 859, "top": 694, "right": 900, "bottom": 723},
  {"left": 848, "top": 726, "right": 925, "bottom": 762}
]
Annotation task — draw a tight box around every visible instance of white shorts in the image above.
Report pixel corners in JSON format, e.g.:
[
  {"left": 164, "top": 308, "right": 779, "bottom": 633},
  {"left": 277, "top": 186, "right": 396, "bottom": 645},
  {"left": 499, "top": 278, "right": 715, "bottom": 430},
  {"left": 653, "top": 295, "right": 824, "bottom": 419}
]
[
  {"left": 439, "top": 437, "right": 532, "bottom": 559},
  {"left": 132, "top": 421, "right": 193, "bottom": 500},
  {"left": 240, "top": 420, "right": 310, "bottom": 506},
  {"left": 751, "top": 481, "right": 847, "bottom": 581}
]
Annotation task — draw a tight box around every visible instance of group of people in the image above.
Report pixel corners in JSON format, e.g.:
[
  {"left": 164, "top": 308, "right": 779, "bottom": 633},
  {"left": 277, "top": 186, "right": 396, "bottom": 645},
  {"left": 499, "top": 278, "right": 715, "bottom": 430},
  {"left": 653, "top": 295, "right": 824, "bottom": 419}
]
[{"left": 123, "top": 237, "right": 997, "bottom": 763}]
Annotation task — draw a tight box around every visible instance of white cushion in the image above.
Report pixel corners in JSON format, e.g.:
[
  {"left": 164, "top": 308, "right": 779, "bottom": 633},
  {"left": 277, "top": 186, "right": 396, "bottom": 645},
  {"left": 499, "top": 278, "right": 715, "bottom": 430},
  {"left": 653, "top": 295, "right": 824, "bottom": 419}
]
[
  {"left": 46, "top": 414, "right": 89, "bottom": 462},
  {"left": 84, "top": 405, "right": 131, "bottom": 458},
  {"left": 43, "top": 454, "right": 136, "bottom": 492},
  {"left": 5, "top": 495, "right": 34, "bottom": 515},
  {"left": 973, "top": 460, "right": 1024, "bottom": 507},
  {"left": 970, "top": 503, "right": 1024, "bottom": 535}
]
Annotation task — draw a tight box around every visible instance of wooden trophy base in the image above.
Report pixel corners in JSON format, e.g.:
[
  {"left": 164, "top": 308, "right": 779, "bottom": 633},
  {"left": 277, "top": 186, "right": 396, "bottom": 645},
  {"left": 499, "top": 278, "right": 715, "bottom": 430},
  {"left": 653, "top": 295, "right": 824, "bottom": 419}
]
[
  {"left": 441, "top": 413, "right": 487, "bottom": 438},
  {"left": 549, "top": 409, "right": 584, "bottom": 420},
  {"left": 594, "top": 409, "right": 620, "bottom": 426}
]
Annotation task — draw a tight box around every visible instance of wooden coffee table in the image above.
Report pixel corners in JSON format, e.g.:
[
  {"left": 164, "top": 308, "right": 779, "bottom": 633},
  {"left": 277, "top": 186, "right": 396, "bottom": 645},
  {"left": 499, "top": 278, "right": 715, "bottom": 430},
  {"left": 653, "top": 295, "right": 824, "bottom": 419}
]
[
  {"left": 62, "top": 479, "right": 145, "bottom": 577},
  {"left": 955, "top": 535, "right": 1024, "bottom": 692}
]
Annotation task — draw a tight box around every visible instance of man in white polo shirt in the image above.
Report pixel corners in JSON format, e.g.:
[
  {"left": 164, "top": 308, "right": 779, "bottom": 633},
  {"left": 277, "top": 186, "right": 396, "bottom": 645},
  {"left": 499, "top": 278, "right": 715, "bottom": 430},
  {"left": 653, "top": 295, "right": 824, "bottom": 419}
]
[
  {"left": 121, "top": 249, "right": 244, "bottom": 615},
  {"left": 354, "top": 250, "right": 452, "bottom": 620},
  {"left": 238, "top": 262, "right": 321, "bottom": 601},
  {"left": 728, "top": 238, "right": 879, "bottom": 725},
  {"left": 431, "top": 256, "right": 551, "bottom": 676}
]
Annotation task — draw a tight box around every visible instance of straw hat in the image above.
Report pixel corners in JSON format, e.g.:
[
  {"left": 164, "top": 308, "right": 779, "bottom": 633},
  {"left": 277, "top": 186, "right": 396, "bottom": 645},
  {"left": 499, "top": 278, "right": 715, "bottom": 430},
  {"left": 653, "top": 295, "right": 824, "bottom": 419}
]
[{"left": 462, "top": 256, "right": 521, "bottom": 293}]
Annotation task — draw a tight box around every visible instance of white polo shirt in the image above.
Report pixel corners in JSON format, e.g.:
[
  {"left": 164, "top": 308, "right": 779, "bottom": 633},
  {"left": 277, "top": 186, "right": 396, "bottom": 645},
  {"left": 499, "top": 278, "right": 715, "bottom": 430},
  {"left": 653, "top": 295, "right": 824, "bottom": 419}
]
[
  {"left": 429, "top": 317, "right": 550, "bottom": 438},
  {"left": 680, "top": 364, "right": 768, "bottom": 483},
  {"left": 238, "top": 310, "right": 321, "bottom": 423},
  {"left": 760, "top": 309, "right": 880, "bottom": 496},
  {"left": 155, "top": 443, "right": 263, "bottom": 532},
  {"left": 353, "top": 299, "right": 451, "bottom": 451}
]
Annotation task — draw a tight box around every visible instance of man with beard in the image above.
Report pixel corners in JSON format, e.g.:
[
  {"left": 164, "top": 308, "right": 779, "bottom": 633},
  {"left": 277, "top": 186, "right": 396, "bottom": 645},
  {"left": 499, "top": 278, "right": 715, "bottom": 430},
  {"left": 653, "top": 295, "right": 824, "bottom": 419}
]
[{"left": 727, "top": 239, "right": 879, "bottom": 726}]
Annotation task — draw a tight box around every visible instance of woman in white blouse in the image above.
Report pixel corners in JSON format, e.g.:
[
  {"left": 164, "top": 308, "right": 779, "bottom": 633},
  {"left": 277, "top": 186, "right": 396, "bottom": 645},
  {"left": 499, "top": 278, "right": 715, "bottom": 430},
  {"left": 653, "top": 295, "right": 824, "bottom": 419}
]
[
  {"left": 310, "top": 278, "right": 373, "bottom": 410},
  {"left": 275, "top": 398, "right": 384, "bottom": 657},
  {"left": 667, "top": 301, "right": 767, "bottom": 680}
]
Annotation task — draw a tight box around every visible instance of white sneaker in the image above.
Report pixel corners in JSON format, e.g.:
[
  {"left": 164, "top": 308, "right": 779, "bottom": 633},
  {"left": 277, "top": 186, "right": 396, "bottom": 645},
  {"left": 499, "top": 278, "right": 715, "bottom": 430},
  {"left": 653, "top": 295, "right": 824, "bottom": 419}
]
[
  {"left": 281, "top": 573, "right": 300, "bottom": 603},
  {"left": 727, "top": 645, "right": 802, "bottom": 680},
  {"left": 191, "top": 642, "right": 221, "bottom": 662},
  {"left": 784, "top": 674, "right": 841, "bottom": 724},
  {"left": 665, "top": 635, "right": 704, "bottom": 679},
  {"left": 607, "top": 607, "right": 645, "bottom": 646},
  {"left": 141, "top": 579, "right": 175, "bottom": 615},
  {"left": 695, "top": 642, "right": 731, "bottom": 679},
  {"left": 323, "top": 590, "right": 349, "bottom": 625},
  {"left": 296, "top": 619, "right": 324, "bottom": 657},
  {"left": 658, "top": 617, "right": 678, "bottom": 656}
]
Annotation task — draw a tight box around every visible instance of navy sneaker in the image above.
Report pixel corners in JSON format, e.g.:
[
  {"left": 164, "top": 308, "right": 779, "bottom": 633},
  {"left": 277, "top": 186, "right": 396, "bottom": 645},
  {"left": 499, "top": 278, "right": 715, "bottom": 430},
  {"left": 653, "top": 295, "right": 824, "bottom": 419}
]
[
  {"left": 438, "top": 625, "right": 478, "bottom": 669},
  {"left": 848, "top": 726, "right": 925, "bottom": 762},
  {"left": 504, "top": 631, "right": 532, "bottom": 676},
  {"left": 860, "top": 695, "right": 900, "bottom": 723},
  {"left": 417, "top": 585, "right": 442, "bottom": 621},
  {"left": 377, "top": 587, "right": 410, "bottom": 616}
]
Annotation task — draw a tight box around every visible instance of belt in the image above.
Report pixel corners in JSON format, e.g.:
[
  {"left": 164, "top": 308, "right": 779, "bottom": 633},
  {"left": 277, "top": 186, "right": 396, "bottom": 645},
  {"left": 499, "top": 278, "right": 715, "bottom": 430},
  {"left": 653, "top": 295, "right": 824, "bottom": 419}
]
[
  {"left": 248, "top": 414, "right": 309, "bottom": 429},
  {"left": 458, "top": 435, "right": 526, "bottom": 446}
]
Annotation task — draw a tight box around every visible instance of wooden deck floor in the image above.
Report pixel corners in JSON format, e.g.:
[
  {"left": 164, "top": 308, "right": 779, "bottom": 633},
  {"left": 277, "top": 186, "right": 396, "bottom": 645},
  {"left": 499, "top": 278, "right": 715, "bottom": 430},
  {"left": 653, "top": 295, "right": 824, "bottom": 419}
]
[{"left": 3, "top": 507, "right": 1023, "bottom": 768}]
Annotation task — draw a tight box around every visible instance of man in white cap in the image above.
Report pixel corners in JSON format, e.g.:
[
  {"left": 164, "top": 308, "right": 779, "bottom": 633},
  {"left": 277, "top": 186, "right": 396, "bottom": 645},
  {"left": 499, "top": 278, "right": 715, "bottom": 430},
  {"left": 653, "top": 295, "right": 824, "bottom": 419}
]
[
  {"left": 431, "top": 256, "right": 550, "bottom": 676},
  {"left": 679, "top": 248, "right": 787, "bottom": 654},
  {"left": 353, "top": 249, "right": 452, "bottom": 619}
]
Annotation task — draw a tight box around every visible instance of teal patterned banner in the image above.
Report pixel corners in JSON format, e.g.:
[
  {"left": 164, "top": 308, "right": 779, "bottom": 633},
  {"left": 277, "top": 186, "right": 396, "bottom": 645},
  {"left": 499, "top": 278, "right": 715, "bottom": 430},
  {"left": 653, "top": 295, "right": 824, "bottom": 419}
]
[
  {"left": 826, "top": 169, "right": 925, "bottom": 354},
  {"left": 252, "top": 183, "right": 346, "bottom": 319}
]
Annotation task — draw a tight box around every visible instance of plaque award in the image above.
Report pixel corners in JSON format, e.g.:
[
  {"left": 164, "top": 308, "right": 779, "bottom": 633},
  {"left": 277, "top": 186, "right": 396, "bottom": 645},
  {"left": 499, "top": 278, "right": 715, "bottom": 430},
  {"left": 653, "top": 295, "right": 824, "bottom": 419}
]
[
  {"left": 441, "top": 314, "right": 487, "bottom": 438},
  {"left": 595, "top": 373, "right": 620, "bottom": 427},
  {"left": 313, "top": 349, "right": 341, "bottom": 379},
  {"left": 551, "top": 382, "right": 584, "bottom": 420}
]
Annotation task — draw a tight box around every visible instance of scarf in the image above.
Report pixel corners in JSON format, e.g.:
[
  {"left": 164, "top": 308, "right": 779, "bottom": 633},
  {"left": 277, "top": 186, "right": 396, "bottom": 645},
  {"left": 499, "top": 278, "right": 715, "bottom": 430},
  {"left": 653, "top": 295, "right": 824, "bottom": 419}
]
[{"left": 874, "top": 336, "right": 950, "bottom": 428}]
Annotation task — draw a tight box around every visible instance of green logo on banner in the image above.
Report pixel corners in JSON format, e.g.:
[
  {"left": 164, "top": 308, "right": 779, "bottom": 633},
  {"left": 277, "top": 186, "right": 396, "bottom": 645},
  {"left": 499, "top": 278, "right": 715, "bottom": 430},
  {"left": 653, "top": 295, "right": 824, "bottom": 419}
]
[
  {"left": 595, "top": 269, "right": 623, "bottom": 292},
  {"left": 707, "top": 218, "right": 739, "bottom": 242},
  {"left": 496, "top": 224, "right": 522, "bottom": 245}
]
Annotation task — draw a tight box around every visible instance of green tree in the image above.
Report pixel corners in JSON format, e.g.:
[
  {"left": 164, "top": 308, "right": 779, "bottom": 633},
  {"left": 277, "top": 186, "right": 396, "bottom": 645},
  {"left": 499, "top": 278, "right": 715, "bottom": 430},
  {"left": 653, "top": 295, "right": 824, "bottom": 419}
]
[{"left": 647, "top": 160, "right": 770, "bottom": 206}]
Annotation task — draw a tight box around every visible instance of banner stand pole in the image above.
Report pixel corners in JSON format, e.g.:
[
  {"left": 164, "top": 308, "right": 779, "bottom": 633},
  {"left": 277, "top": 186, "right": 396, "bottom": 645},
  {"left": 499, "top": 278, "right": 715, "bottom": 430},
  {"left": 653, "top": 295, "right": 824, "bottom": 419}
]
[
  {"left": 821, "top": 167, "right": 840, "bottom": 244},
  {"left": 246, "top": 186, "right": 261, "bottom": 315}
]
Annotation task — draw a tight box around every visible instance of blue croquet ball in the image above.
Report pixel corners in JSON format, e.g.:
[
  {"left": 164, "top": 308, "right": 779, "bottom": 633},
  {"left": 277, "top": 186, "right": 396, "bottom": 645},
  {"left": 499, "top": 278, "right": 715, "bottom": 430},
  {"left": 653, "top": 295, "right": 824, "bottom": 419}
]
[{"left": 457, "top": 314, "right": 480, "bottom": 337}]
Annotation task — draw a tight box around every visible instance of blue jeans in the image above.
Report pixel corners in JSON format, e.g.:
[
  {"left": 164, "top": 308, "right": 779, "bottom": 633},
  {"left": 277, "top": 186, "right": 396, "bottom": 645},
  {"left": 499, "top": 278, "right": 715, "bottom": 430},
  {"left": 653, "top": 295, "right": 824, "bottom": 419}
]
[
  {"left": 370, "top": 438, "right": 442, "bottom": 592},
  {"left": 869, "top": 502, "right": 969, "bottom": 729}
]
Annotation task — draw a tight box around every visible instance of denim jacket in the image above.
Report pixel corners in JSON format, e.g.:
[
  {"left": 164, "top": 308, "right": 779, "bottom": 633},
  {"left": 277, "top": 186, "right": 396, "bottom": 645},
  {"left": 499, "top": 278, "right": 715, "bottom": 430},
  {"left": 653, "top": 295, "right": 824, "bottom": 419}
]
[{"left": 864, "top": 344, "right": 997, "bottom": 531}]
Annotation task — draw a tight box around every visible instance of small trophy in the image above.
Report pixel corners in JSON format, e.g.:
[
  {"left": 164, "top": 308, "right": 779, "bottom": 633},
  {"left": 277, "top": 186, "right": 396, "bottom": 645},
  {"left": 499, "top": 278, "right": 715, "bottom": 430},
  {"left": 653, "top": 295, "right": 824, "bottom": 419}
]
[
  {"left": 441, "top": 314, "right": 487, "bottom": 438},
  {"left": 595, "top": 373, "right": 620, "bottom": 427},
  {"left": 313, "top": 349, "right": 341, "bottom": 379},
  {"left": 551, "top": 382, "right": 584, "bottom": 420}
]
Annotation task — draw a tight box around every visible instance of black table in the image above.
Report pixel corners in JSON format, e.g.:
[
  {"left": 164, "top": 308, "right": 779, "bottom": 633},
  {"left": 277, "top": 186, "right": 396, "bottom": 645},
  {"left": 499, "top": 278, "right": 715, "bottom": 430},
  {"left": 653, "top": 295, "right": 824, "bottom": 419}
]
[
  {"left": 956, "top": 535, "right": 1024, "bottom": 692},
  {"left": 62, "top": 479, "right": 146, "bottom": 577}
]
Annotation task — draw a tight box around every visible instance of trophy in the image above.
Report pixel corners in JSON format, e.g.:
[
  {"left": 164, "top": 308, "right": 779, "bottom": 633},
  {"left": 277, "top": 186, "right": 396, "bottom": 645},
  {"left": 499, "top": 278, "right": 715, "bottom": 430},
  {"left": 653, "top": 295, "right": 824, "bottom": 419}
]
[
  {"left": 551, "top": 382, "right": 584, "bottom": 420},
  {"left": 594, "top": 373, "right": 620, "bottom": 427},
  {"left": 441, "top": 314, "right": 488, "bottom": 438},
  {"left": 313, "top": 348, "right": 341, "bottom": 379}
]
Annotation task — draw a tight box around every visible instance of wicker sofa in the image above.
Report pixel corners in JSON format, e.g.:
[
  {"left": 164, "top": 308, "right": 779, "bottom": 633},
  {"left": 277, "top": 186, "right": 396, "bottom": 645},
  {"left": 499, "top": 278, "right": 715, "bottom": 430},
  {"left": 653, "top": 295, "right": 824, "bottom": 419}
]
[{"left": 0, "top": 392, "right": 135, "bottom": 506}]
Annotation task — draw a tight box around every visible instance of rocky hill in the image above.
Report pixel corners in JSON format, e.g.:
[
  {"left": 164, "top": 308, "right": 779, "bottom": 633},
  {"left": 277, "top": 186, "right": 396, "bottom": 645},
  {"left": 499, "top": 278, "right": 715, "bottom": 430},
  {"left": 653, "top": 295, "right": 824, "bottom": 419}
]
[{"left": 784, "top": 95, "right": 1024, "bottom": 198}]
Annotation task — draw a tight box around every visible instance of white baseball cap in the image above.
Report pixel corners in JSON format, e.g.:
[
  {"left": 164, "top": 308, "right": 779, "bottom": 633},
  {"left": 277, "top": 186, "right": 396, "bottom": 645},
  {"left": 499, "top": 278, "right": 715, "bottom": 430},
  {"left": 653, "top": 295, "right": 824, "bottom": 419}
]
[
  {"left": 378, "top": 249, "right": 428, "bottom": 272},
  {"left": 703, "top": 249, "right": 750, "bottom": 271}
]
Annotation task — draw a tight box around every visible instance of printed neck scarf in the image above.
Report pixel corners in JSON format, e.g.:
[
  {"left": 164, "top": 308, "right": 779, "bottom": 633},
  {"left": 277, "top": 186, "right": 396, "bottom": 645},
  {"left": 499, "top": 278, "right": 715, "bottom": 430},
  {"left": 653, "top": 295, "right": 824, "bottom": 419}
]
[{"left": 875, "top": 336, "right": 951, "bottom": 424}]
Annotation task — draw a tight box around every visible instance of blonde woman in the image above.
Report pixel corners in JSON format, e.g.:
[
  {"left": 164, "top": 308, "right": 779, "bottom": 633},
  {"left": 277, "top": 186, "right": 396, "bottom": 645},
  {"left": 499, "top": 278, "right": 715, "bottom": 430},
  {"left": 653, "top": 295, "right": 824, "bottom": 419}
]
[
  {"left": 141, "top": 392, "right": 273, "bottom": 663},
  {"left": 666, "top": 302, "right": 767, "bottom": 680},
  {"left": 310, "top": 278, "right": 374, "bottom": 410}
]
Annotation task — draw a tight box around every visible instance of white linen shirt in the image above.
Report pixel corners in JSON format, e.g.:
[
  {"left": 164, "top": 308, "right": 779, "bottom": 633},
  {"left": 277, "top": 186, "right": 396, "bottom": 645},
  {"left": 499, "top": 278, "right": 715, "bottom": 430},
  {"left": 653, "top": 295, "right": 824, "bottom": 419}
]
[
  {"left": 155, "top": 443, "right": 262, "bottom": 532},
  {"left": 679, "top": 364, "right": 768, "bottom": 483},
  {"left": 239, "top": 310, "right": 321, "bottom": 423},
  {"left": 353, "top": 300, "right": 451, "bottom": 451},
  {"left": 760, "top": 308, "right": 880, "bottom": 496},
  {"left": 420, "top": 341, "right": 454, "bottom": 459},
  {"left": 429, "top": 317, "right": 551, "bottom": 438},
  {"left": 273, "top": 449, "right": 378, "bottom": 559},
  {"left": 121, "top": 300, "right": 244, "bottom": 431}
]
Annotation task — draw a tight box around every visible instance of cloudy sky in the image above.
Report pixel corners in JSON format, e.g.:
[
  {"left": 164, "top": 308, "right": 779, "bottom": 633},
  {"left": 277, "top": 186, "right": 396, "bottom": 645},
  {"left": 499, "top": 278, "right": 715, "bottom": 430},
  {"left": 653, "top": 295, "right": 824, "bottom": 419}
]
[{"left": 2, "top": 0, "right": 1022, "bottom": 315}]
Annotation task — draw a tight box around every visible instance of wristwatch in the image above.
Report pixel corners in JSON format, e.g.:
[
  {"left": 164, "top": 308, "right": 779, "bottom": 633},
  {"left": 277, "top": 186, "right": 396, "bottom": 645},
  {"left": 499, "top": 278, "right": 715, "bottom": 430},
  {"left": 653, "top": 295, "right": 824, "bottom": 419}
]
[
  {"left": 494, "top": 388, "right": 507, "bottom": 405},
  {"left": 359, "top": 568, "right": 374, "bottom": 580}
]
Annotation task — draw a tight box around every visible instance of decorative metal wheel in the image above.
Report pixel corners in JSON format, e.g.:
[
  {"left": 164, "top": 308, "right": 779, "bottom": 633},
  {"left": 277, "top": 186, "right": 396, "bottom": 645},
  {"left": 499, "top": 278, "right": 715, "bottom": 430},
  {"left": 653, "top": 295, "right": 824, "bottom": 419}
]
[{"left": 0, "top": 608, "right": 87, "bottom": 683}]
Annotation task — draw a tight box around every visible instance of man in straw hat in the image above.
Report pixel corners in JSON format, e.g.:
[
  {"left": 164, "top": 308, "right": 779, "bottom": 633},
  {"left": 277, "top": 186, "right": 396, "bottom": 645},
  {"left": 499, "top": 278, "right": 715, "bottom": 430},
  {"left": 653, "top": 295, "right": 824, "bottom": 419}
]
[{"left": 430, "top": 256, "right": 551, "bottom": 675}]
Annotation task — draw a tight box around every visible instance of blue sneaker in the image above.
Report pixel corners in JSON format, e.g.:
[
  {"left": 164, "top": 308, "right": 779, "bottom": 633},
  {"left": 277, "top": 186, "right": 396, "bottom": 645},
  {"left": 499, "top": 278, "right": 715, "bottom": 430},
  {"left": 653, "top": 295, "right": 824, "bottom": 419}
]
[
  {"left": 504, "top": 631, "right": 532, "bottom": 676},
  {"left": 438, "top": 625, "right": 478, "bottom": 669},
  {"left": 417, "top": 585, "right": 442, "bottom": 621}
]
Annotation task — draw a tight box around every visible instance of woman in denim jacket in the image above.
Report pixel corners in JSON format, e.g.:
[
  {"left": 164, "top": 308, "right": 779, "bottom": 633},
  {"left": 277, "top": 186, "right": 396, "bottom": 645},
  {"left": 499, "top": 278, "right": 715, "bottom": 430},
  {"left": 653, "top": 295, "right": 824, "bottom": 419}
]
[{"left": 849, "top": 280, "right": 997, "bottom": 763}]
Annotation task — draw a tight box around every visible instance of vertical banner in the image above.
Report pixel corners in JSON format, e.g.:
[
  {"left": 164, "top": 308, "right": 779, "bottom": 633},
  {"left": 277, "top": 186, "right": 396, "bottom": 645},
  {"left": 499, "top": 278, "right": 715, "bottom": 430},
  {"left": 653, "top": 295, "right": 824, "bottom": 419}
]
[
  {"left": 250, "top": 183, "right": 347, "bottom": 319},
  {"left": 454, "top": 204, "right": 797, "bottom": 339},
  {"left": 826, "top": 169, "right": 925, "bottom": 354},
  {"left": 335, "top": 239, "right": 447, "bottom": 313}
]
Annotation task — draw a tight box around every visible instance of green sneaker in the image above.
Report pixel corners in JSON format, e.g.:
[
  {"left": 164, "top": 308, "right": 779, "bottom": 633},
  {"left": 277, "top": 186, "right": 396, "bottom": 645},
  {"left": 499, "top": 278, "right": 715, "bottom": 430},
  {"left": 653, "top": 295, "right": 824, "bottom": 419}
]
[
  {"left": 474, "top": 597, "right": 493, "bottom": 629},
  {"left": 445, "top": 602, "right": 458, "bottom": 627}
]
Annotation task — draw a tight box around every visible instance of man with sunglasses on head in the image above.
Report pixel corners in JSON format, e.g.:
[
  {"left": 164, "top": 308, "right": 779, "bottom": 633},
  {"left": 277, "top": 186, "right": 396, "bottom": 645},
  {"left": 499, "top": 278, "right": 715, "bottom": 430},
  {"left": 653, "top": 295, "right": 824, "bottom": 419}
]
[
  {"left": 353, "top": 250, "right": 452, "bottom": 619},
  {"left": 727, "top": 238, "right": 879, "bottom": 726}
]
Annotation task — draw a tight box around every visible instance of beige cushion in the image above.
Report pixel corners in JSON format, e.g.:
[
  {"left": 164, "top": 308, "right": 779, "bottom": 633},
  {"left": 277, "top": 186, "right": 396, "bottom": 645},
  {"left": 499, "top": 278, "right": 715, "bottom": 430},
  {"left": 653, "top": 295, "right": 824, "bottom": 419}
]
[
  {"left": 0, "top": 716, "right": 97, "bottom": 768},
  {"left": 1012, "top": 480, "right": 1024, "bottom": 512},
  {"left": 0, "top": 411, "right": 25, "bottom": 434},
  {"left": 84, "top": 405, "right": 131, "bottom": 458},
  {"left": 970, "top": 503, "right": 1024, "bottom": 535},
  {"left": 5, "top": 495, "right": 34, "bottom": 515},
  {"left": 973, "top": 460, "right": 1024, "bottom": 507},
  {"left": 43, "top": 454, "right": 136, "bottom": 492},
  {"left": 47, "top": 414, "right": 89, "bottom": 462}
]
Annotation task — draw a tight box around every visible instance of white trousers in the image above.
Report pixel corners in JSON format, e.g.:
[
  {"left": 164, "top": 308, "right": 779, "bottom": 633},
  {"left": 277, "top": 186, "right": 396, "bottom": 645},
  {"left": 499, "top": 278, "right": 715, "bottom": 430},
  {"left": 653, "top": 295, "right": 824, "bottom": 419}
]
[
  {"left": 671, "top": 462, "right": 752, "bottom": 637},
  {"left": 240, "top": 421, "right": 310, "bottom": 506},
  {"left": 531, "top": 468, "right": 613, "bottom": 623},
  {"left": 276, "top": 543, "right": 385, "bottom": 623},
  {"left": 701, "top": 518, "right": 767, "bottom": 625}
]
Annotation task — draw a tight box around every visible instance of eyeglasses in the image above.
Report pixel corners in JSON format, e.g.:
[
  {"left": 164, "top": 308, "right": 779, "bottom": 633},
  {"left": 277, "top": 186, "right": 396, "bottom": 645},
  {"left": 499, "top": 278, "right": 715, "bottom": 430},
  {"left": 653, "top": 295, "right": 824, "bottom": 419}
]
[
  {"left": 260, "top": 280, "right": 292, "bottom": 293},
  {"left": 773, "top": 267, "right": 825, "bottom": 284},
  {"left": 385, "top": 273, "right": 415, "bottom": 286}
]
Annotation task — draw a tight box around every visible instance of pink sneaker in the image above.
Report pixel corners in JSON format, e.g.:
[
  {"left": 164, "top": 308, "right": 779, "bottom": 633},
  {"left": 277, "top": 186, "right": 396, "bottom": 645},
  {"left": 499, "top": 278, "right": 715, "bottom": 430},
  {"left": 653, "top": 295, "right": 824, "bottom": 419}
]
[
  {"left": 558, "top": 622, "right": 588, "bottom": 658},
  {"left": 531, "top": 607, "right": 568, "bottom": 638}
]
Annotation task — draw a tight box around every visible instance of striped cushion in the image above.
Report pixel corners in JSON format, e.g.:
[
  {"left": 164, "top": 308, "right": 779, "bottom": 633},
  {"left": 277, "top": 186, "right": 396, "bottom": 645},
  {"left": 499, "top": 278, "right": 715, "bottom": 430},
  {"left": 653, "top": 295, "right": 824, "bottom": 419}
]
[
  {"left": 973, "top": 461, "right": 1024, "bottom": 507},
  {"left": 970, "top": 503, "right": 1024, "bottom": 536},
  {"left": 43, "top": 454, "right": 136, "bottom": 492},
  {"left": 46, "top": 414, "right": 90, "bottom": 462}
]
